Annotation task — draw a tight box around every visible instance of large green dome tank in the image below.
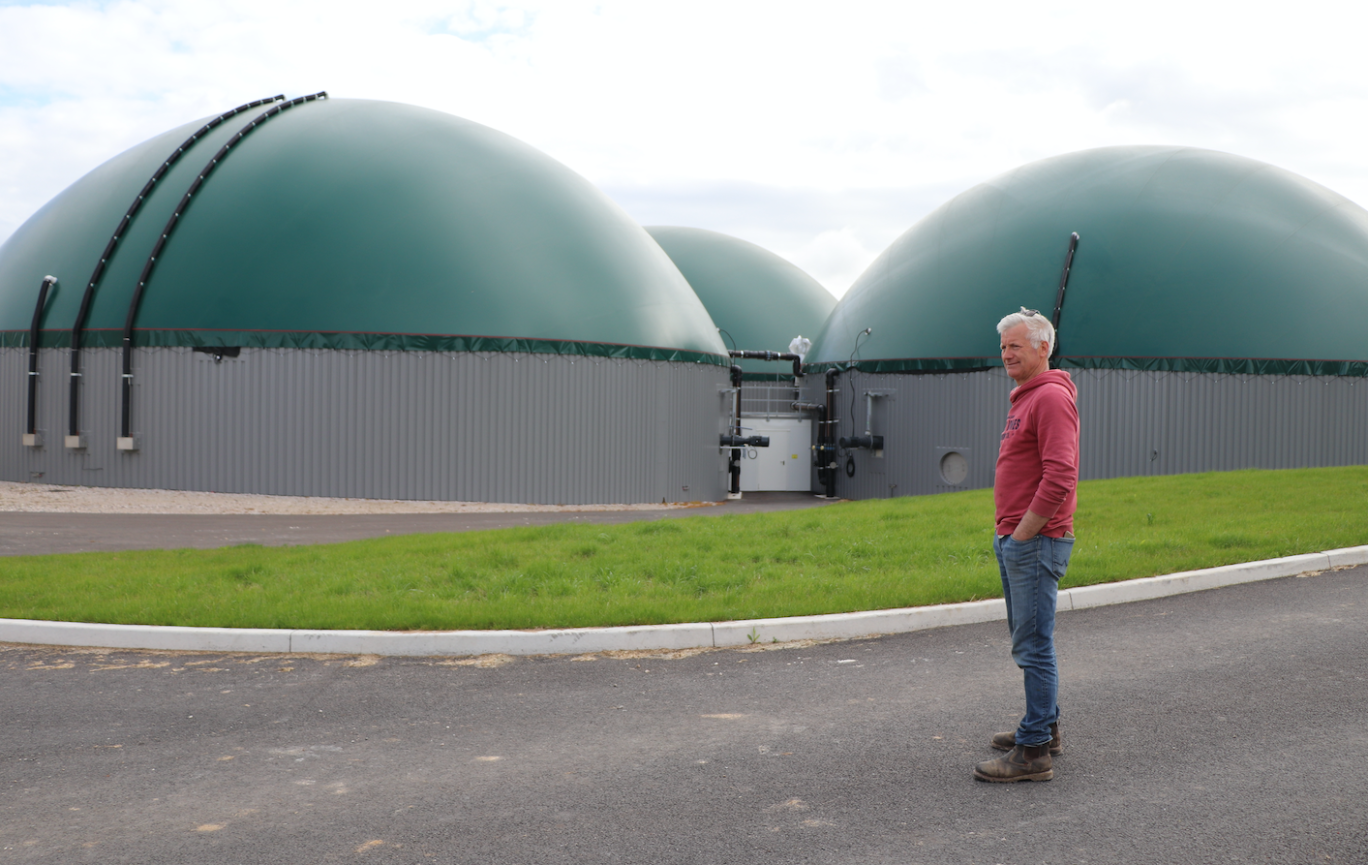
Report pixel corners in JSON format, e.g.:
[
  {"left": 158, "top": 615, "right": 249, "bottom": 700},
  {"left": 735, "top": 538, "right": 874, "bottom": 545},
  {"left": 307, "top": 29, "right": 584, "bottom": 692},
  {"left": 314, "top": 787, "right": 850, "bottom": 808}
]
[
  {"left": 645, "top": 226, "right": 834, "bottom": 378},
  {"left": 0, "top": 97, "right": 731, "bottom": 505},
  {"left": 809, "top": 145, "right": 1368, "bottom": 375},
  {"left": 0, "top": 98, "right": 726, "bottom": 362}
]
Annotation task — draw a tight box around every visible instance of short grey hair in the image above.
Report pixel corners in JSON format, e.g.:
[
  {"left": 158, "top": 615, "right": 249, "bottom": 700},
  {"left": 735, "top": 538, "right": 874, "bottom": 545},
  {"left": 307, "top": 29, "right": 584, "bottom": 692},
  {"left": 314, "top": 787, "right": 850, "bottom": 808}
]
[{"left": 997, "top": 308, "right": 1055, "bottom": 354}]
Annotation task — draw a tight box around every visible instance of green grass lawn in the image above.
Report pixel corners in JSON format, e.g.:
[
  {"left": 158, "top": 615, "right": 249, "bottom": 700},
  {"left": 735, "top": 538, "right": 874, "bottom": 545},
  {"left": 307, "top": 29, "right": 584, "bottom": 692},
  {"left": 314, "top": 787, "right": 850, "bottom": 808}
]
[{"left": 2, "top": 466, "right": 1364, "bottom": 631}]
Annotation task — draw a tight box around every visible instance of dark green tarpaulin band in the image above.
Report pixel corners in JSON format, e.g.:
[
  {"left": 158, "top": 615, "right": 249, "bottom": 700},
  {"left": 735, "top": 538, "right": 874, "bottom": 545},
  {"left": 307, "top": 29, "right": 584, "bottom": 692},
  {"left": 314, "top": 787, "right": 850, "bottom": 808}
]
[
  {"left": 802, "top": 355, "right": 1368, "bottom": 378},
  {"left": 2, "top": 328, "right": 729, "bottom": 365},
  {"left": 1057, "top": 355, "right": 1368, "bottom": 378},
  {"left": 804, "top": 357, "right": 1000, "bottom": 374},
  {"left": 9, "top": 328, "right": 1362, "bottom": 375}
]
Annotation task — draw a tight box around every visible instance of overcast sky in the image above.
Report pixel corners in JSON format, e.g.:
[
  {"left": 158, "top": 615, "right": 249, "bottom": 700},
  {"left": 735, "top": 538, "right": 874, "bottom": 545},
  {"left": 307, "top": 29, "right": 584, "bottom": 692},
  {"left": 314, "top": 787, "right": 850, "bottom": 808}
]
[{"left": 2, "top": 0, "right": 1366, "bottom": 297}]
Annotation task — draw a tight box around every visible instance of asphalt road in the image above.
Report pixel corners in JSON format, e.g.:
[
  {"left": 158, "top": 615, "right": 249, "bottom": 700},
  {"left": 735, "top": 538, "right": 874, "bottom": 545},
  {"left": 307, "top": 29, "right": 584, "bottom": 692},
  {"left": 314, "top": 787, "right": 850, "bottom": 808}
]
[
  {"left": 0, "top": 492, "right": 835, "bottom": 557},
  {"left": 3, "top": 566, "right": 1365, "bottom": 864}
]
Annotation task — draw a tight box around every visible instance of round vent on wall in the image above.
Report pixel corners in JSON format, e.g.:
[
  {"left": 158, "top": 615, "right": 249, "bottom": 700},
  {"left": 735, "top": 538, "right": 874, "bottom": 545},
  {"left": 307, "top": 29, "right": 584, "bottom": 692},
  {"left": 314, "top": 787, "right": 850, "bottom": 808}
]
[{"left": 939, "top": 451, "right": 968, "bottom": 486}]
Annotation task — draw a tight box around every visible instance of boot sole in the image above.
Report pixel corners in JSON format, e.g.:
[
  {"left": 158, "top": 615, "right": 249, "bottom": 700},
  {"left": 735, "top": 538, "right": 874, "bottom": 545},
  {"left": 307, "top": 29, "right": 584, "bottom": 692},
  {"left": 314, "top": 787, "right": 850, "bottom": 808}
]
[{"left": 973, "top": 768, "right": 1053, "bottom": 782}]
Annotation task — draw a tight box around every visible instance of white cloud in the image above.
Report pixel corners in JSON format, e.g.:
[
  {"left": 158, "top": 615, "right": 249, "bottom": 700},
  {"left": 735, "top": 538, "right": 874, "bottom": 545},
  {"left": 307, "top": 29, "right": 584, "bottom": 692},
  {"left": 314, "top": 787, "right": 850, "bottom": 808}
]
[{"left": 3, "top": 0, "right": 1368, "bottom": 297}]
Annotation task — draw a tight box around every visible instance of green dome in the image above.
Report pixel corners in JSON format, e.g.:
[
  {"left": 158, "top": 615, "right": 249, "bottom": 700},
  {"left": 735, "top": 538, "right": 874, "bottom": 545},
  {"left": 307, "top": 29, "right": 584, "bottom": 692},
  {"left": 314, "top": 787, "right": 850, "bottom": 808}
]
[
  {"left": 810, "top": 146, "right": 1368, "bottom": 375},
  {"left": 0, "top": 98, "right": 726, "bottom": 362},
  {"left": 645, "top": 226, "right": 834, "bottom": 378}
]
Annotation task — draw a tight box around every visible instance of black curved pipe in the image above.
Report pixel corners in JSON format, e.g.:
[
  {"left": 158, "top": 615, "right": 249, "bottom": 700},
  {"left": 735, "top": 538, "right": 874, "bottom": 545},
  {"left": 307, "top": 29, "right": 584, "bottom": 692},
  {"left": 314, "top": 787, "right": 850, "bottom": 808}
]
[
  {"left": 1050, "top": 232, "right": 1079, "bottom": 364},
  {"left": 65, "top": 94, "right": 284, "bottom": 441},
  {"left": 26, "top": 276, "right": 57, "bottom": 439},
  {"left": 120, "top": 91, "right": 327, "bottom": 440}
]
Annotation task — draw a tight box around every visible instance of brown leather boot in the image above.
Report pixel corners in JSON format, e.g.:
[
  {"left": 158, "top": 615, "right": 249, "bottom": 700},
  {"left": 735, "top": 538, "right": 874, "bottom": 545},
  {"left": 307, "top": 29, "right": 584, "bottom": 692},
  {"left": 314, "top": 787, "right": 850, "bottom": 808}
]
[
  {"left": 973, "top": 743, "right": 1053, "bottom": 782},
  {"left": 990, "top": 722, "right": 1062, "bottom": 755}
]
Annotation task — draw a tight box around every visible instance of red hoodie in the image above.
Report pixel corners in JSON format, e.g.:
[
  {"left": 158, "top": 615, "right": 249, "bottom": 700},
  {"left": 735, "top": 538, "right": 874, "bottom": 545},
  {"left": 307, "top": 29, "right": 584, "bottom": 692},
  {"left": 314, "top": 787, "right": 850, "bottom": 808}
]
[{"left": 994, "top": 368, "right": 1079, "bottom": 538}]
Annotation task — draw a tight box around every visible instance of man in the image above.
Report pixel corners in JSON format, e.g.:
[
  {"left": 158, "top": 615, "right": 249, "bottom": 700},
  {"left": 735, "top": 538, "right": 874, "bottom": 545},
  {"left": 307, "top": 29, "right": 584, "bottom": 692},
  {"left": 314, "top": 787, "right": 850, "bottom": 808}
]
[{"left": 973, "top": 308, "right": 1079, "bottom": 783}]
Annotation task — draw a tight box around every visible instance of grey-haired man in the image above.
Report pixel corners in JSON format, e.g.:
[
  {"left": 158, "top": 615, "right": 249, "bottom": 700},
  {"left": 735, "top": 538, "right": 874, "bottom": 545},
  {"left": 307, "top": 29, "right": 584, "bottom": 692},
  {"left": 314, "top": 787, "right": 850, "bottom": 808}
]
[{"left": 973, "top": 308, "right": 1079, "bottom": 783}]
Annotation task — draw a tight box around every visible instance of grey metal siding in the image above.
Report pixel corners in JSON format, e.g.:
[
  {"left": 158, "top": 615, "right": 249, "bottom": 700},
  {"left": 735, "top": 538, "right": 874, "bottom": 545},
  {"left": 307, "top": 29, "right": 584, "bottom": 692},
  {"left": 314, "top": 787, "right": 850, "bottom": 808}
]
[
  {"left": 810, "top": 368, "right": 1005, "bottom": 500},
  {"left": 2, "top": 347, "right": 729, "bottom": 504},
  {"left": 804, "top": 367, "right": 1368, "bottom": 500},
  {"left": 1073, "top": 368, "right": 1368, "bottom": 479}
]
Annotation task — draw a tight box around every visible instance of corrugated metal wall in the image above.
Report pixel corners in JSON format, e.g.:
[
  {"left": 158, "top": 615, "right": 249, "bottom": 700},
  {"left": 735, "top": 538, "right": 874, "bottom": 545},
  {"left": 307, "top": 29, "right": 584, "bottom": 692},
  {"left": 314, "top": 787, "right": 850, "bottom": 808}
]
[
  {"left": 804, "top": 368, "right": 1006, "bottom": 499},
  {"left": 10, "top": 351, "right": 1362, "bottom": 504},
  {"left": 806, "top": 367, "right": 1368, "bottom": 499},
  {"left": 1073, "top": 367, "right": 1368, "bottom": 478},
  {"left": 2, "top": 347, "right": 730, "bottom": 504}
]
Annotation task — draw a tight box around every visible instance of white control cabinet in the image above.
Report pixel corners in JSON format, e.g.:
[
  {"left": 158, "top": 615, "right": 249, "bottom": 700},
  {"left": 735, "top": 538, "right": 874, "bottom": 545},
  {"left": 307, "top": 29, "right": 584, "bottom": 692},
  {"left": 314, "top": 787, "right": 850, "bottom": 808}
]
[{"left": 738, "top": 418, "right": 812, "bottom": 492}]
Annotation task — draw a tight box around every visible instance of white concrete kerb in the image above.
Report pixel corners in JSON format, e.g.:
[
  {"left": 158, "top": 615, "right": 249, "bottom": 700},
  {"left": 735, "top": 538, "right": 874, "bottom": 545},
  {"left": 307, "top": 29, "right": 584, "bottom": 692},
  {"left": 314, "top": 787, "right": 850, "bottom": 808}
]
[{"left": 3, "top": 545, "right": 1366, "bottom": 657}]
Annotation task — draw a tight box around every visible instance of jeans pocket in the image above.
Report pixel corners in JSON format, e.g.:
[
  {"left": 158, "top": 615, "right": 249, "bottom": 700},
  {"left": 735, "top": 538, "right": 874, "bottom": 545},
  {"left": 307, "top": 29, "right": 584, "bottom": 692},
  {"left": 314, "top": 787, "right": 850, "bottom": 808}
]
[
  {"left": 1050, "top": 536, "right": 1075, "bottom": 572},
  {"left": 1002, "top": 534, "right": 1039, "bottom": 565}
]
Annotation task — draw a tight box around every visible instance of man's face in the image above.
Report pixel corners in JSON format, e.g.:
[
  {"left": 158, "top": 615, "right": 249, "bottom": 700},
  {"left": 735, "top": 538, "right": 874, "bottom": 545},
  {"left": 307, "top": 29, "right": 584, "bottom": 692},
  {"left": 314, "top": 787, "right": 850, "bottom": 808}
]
[{"left": 1000, "top": 322, "right": 1051, "bottom": 384}]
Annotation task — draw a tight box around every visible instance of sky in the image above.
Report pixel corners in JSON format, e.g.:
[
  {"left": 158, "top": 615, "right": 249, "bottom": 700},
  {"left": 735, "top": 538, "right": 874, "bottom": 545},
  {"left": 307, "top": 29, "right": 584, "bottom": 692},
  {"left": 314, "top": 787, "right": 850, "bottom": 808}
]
[{"left": 2, "top": 0, "right": 1367, "bottom": 298}]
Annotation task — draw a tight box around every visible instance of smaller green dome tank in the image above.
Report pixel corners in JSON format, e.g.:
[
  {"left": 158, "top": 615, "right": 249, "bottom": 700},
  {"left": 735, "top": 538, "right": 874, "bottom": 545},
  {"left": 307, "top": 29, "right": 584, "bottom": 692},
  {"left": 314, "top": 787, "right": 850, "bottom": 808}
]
[
  {"left": 646, "top": 226, "right": 834, "bottom": 378},
  {"left": 809, "top": 146, "right": 1368, "bottom": 376},
  {"left": 0, "top": 98, "right": 726, "bottom": 363}
]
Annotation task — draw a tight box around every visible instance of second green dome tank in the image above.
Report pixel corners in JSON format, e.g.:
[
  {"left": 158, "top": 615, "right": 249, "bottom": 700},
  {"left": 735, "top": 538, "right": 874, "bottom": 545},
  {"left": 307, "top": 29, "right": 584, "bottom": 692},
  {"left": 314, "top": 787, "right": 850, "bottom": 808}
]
[
  {"left": 646, "top": 226, "right": 835, "bottom": 378},
  {"left": 810, "top": 145, "right": 1368, "bottom": 375}
]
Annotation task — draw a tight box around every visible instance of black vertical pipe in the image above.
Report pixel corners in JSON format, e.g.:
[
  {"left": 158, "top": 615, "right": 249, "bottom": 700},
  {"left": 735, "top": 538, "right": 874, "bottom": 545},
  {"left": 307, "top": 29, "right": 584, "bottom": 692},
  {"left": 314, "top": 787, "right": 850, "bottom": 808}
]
[
  {"left": 821, "top": 367, "right": 840, "bottom": 497},
  {"left": 790, "top": 398, "right": 829, "bottom": 495},
  {"left": 1050, "top": 232, "right": 1079, "bottom": 364},
  {"left": 26, "top": 276, "right": 56, "bottom": 437},
  {"left": 120, "top": 91, "right": 327, "bottom": 439},
  {"left": 64, "top": 94, "right": 284, "bottom": 441},
  {"left": 814, "top": 404, "right": 828, "bottom": 494},
  {"left": 729, "top": 365, "right": 743, "bottom": 494}
]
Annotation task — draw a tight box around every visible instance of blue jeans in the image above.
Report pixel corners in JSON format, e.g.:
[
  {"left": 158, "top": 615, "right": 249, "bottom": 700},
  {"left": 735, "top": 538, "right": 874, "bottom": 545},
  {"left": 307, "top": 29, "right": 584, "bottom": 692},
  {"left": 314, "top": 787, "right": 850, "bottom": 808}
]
[{"left": 993, "top": 533, "right": 1074, "bottom": 747}]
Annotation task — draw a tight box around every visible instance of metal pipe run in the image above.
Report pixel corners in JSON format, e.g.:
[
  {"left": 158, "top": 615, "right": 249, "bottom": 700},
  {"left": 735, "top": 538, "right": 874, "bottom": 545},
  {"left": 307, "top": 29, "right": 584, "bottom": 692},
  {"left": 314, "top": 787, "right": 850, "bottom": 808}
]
[
  {"left": 839, "top": 392, "right": 886, "bottom": 451},
  {"left": 727, "top": 365, "right": 744, "bottom": 495},
  {"left": 787, "top": 369, "right": 837, "bottom": 495},
  {"left": 839, "top": 434, "right": 884, "bottom": 450},
  {"left": 819, "top": 368, "right": 839, "bottom": 496},
  {"left": 727, "top": 349, "right": 804, "bottom": 378},
  {"left": 720, "top": 434, "right": 771, "bottom": 448},
  {"left": 793, "top": 369, "right": 841, "bottom": 497}
]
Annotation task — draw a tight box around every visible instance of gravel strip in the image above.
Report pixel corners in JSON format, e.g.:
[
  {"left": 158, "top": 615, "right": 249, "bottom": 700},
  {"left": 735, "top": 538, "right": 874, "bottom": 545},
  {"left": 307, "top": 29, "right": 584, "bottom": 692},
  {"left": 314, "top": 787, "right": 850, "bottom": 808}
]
[{"left": 0, "top": 481, "right": 713, "bottom": 516}]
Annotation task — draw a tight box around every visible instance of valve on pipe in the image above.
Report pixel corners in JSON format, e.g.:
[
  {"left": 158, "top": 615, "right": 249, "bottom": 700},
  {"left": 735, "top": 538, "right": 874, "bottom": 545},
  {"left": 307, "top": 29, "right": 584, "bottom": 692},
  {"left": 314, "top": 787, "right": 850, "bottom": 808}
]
[
  {"left": 839, "top": 434, "right": 884, "bottom": 450},
  {"left": 841, "top": 391, "right": 887, "bottom": 452},
  {"left": 720, "top": 434, "right": 771, "bottom": 448}
]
